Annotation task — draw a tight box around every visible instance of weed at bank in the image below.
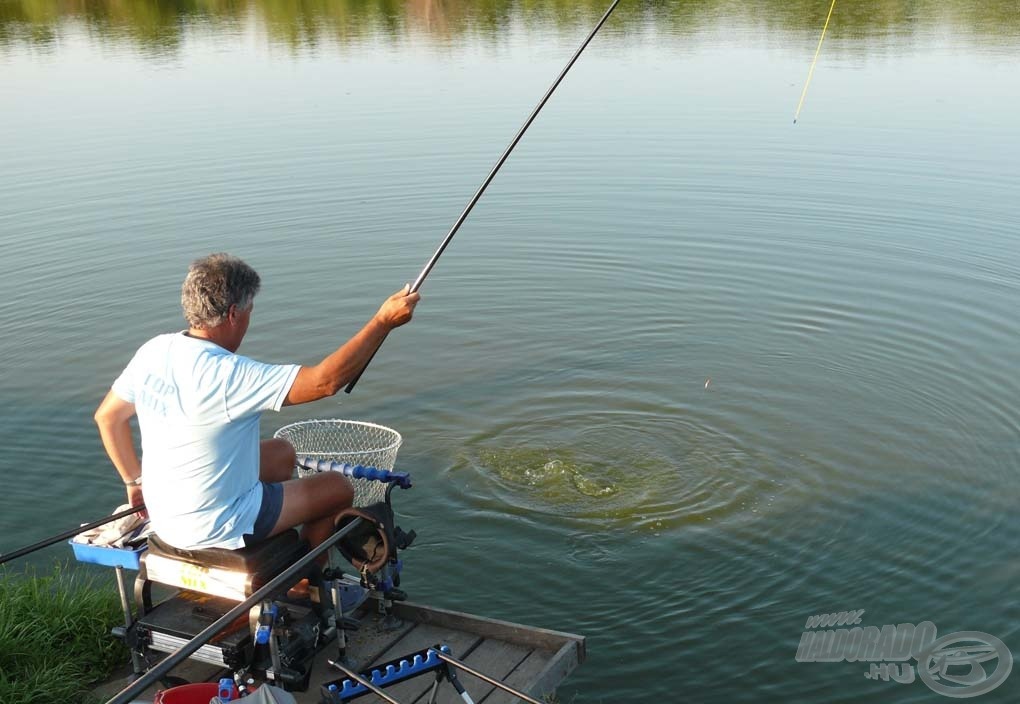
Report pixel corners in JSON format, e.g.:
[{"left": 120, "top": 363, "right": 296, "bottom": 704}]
[{"left": 0, "top": 564, "right": 128, "bottom": 704}]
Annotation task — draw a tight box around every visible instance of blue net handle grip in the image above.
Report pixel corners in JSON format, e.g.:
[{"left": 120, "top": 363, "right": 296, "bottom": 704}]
[{"left": 297, "top": 457, "right": 412, "bottom": 489}]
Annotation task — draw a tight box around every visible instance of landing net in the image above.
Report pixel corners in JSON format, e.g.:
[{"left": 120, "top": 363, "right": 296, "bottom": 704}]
[{"left": 274, "top": 419, "right": 402, "bottom": 506}]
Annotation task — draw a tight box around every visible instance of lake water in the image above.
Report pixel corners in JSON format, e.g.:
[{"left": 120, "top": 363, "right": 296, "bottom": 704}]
[{"left": 1, "top": 1, "right": 1019, "bottom": 701}]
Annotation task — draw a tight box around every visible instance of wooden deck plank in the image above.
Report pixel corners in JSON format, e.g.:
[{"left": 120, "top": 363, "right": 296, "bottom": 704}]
[
  {"left": 345, "top": 607, "right": 419, "bottom": 669},
  {"left": 423, "top": 638, "right": 533, "bottom": 704},
  {"left": 485, "top": 640, "right": 581, "bottom": 704},
  {"left": 479, "top": 648, "right": 555, "bottom": 704},
  {"left": 391, "top": 601, "right": 583, "bottom": 654}
]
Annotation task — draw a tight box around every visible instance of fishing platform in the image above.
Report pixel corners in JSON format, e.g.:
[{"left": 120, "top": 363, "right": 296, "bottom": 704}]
[
  {"left": 76, "top": 420, "right": 585, "bottom": 704},
  {"left": 93, "top": 592, "right": 584, "bottom": 704},
  {"left": 295, "top": 598, "right": 584, "bottom": 704}
]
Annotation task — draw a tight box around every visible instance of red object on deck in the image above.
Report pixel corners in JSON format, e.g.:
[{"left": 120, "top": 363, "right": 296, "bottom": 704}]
[{"left": 153, "top": 682, "right": 233, "bottom": 703}]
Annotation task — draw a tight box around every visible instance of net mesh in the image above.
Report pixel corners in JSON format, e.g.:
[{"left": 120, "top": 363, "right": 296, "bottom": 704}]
[{"left": 274, "top": 419, "right": 402, "bottom": 506}]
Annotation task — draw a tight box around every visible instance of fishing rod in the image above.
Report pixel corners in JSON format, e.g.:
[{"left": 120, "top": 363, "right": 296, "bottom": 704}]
[
  {"left": 793, "top": 0, "right": 837, "bottom": 124},
  {"left": 0, "top": 504, "right": 145, "bottom": 566},
  {"left": 345, "top": 0, "right": 623, "bottom": 394}
]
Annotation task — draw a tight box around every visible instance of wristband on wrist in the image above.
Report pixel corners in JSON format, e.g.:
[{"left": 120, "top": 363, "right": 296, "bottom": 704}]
[{"left": 124, "top": 476, "right": 142, "bottom": 486}]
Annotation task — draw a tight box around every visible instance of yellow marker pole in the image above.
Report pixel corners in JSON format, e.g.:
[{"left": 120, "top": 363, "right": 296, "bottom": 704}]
[{"left": 794, "top": 0, "right": 838, "bottom": 124}]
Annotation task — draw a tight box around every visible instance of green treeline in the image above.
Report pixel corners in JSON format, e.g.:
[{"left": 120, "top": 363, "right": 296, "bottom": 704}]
[{"left": 1, "top": 0, "right": 1018, "bottom": 52}]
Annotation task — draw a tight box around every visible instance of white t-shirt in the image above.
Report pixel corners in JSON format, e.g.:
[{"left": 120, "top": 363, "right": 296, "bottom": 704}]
[{"left": 111, "top": 332, "right": 299, "bottom": 549}]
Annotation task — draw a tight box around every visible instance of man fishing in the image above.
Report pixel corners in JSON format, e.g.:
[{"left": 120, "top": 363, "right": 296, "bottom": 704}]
[{"left": 94, "top": 253, "right": 419, "bottom": 553}]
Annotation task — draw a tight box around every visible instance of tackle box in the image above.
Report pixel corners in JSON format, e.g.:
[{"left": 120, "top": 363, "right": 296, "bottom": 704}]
[{"left": 69, "top": 540, "right": 147, "bottom": 570}]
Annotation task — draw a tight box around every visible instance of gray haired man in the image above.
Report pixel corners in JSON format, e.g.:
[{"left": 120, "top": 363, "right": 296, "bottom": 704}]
[{"left": 94, "top": 253, "right": 419, "bottom": 556}]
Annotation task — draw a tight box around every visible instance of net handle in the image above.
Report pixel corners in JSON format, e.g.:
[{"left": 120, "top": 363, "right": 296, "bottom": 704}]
[{"left": 297, "top": 457, "right": 412, "bottom": 490}]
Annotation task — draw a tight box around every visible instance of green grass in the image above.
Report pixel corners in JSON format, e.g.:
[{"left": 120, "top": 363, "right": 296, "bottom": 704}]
[{"left": 0, "top": 564, "right": 129, "bottom": 704}]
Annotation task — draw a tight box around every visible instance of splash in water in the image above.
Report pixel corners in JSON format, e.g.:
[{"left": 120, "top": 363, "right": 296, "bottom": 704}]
[{"left": 480, "top": 448, "right": 619, "bottom": 499}]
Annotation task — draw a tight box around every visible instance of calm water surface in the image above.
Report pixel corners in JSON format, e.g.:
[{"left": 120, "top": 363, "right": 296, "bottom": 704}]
[{"left": 2, "top": 1, "right": 1019, "bottom": 701}]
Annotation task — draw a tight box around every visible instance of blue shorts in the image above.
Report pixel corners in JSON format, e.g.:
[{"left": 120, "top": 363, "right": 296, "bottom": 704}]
[{"left": 244, "top": 481, "right": 284, "bottom": 546}]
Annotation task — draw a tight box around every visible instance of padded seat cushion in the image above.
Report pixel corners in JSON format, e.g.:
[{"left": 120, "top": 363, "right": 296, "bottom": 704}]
[{"left": 147, "top": 529, "right": 308, "bottom": 574}]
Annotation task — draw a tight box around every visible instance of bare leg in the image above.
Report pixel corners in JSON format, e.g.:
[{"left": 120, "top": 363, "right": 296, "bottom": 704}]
[
  {"left": 260, "top": 438, "right": 297, "bottom": 483},
  {"left": 270, "top": 472, "right": 354, "bottom": 564}
]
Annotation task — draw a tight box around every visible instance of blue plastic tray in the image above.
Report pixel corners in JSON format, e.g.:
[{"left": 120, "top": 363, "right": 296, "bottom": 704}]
[{"left": 69, "top": 540, "right": 146, "bottom": 570}]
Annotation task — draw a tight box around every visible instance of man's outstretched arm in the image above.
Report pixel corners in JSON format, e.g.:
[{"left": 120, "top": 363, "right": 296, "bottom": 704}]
[
  {"left": 94, "top": 390, "right": 144, "bottom": 510},
  {"left": 284, "top": 286, "right": 420, "bottom": 406}
]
